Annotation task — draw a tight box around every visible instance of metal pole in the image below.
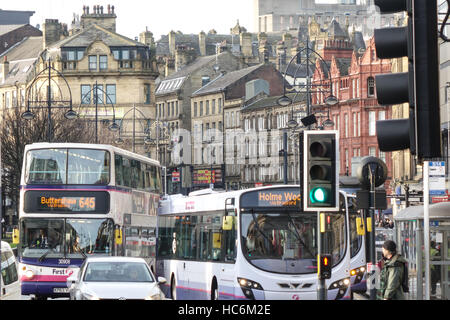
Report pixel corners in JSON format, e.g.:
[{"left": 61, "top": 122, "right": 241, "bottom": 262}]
[
  {"left": 48, "top": 58, "right": 52, "bottom": 142},
  {"left": 95, "top": 81, "right": 98, "bottom": 144},
  {"left": 368, "top": 164, "right": 377, "bottom": 300},
  {"left": 306, "top": 37, "right": 311, "bottom": 120},
  {"left": 283, "top": 131, "right": 288, "bottom": 184},
  {"left": 423, "top": 161, "right": 430, "bottom": 300},
  {"left": 317, "top": 211, "right": 326, "bottom": 300},
  {"left": 133, "top": 105, "right": 136, "bottom": 153}
]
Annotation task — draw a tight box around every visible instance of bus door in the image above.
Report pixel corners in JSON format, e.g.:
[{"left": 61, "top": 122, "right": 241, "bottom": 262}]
[
  {"left": 219, "top": 199, "right": 237, "bottom": 299},
  {"left": 174, "top": 215, "right": 196, "bottom": 299}
]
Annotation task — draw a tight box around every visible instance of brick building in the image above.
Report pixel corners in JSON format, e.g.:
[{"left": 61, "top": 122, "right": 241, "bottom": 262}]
[{"left": 312, "top": 36, "right": 393, "bottom": 187}]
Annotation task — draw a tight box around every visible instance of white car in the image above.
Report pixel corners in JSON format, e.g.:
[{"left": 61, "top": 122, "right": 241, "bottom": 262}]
[
  {"left": 67, "top": 256, "right": 167, "bottom": 300},
  {"left": 1, "top": 241, "right": 20, "bottom": 300}
]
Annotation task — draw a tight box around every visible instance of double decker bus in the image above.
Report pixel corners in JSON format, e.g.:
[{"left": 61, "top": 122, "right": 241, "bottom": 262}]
[
  {"left": 156, "top": 185, "right": 365, "bottom": 300},
  {"left": 16, "top": 143, "right": 161, "bottom": 299}
]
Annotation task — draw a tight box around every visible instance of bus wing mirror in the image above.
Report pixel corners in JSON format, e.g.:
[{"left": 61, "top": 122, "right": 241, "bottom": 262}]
[
  {"left": 12, "top": 228, "right": 19, "bottom": 244},
  {"left": 115, "top": 228, "right": 123, "bottom": 245},
  {"left": 222, "top": 216, "right": 234, "bottom": 231}
]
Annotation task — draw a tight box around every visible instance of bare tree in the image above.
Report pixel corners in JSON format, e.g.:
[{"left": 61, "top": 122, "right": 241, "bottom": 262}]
[{"left": 0, "top": 106, "right": 96, "bottom": 218}]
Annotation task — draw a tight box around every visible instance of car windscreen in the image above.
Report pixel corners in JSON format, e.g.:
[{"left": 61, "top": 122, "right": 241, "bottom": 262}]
[{"left": 83, "top": 262, "right": 154, "bottom": 282}]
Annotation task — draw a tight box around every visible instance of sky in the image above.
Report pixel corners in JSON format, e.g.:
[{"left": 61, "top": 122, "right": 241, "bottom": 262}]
[{"left": 1, "top": 0, "right": 342, "bottom": 40}]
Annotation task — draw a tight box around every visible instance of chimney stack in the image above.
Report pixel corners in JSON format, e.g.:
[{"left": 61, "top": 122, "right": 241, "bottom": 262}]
[
  {"left": 81, "top": 4, "right": 117, "bottom": 32},
  {"left": 1, "top": 56, "right": 9, "bottom": 82}
]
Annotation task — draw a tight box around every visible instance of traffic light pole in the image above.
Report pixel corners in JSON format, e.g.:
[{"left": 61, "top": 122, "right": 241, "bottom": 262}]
[
  {"left": 368, "top": 164, "right": 377, "bottom": 300},
  {"left": 317, "top": 211, "right": 327, "bottom": 300}
]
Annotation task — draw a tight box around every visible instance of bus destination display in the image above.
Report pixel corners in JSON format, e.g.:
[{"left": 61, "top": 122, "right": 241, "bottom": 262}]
[
  {"left": 24, "top": 190, "right": 109, "bottom": 213},
  {"left": 241, "top": 187, "right": 301, "bottom": 208},
  {"left": 39, "top": 196, "right": 96, "bottom": 211}
]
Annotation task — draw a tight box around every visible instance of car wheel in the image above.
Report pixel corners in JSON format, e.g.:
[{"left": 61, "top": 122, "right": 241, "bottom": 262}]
[{"left": 171, "top": 276, "right": 177, "bottom": 300}]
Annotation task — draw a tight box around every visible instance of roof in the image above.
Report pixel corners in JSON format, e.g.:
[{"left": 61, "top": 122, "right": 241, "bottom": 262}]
[
  {"left": 156, "top": 51, "right": 236, "bottom": 95},
  {"left": 192, "top": 64, "right": 264, "bottom": 96},
  {"left": 0, "top": 24, "right": 26, "bottom": 36},
  {"left": 327, "top": 19, "right": 348, "bottom": 39},
  {"left": 48, "top": 24, "right": 146, "bottom": 49},
  {"left": 394, "top": 202, "right": 450, "bottom": 221},
  {"left": 335, "top": 58, "right": 352, "bottom": 76},
  {"left": 241, "top": 92, "right": 306, "bottom": 112},
  {"left": 0, "top": 36, "right": 42, "bottom": 86}
]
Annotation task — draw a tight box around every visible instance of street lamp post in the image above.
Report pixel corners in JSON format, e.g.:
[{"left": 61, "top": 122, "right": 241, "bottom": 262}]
[
  {"left": 115, "top": 105, "right": 151, "bottom": 153},
  {"left": 22, "top": 57, "right": 77, "bottom": 141},
  {"left": 277, "top": 36, "right": 339, "bottom": 301},
  {"left": 277, "top": 38, "right": 338, "bottom": 187},
  {"left": 79, "top": 80, "right": 120, "bottom": 144}
]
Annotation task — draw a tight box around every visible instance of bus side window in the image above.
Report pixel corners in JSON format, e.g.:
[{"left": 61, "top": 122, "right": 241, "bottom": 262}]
[{"left": 223, "top": 216, "right": 237, "bottom": 262}]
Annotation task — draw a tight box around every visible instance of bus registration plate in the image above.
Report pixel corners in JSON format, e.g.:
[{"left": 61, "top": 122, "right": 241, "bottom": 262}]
[{"left": 53, "top": 288, "right": 70, "bottom": 293}]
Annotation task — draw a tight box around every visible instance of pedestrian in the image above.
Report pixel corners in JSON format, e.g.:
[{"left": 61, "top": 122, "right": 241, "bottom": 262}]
[
  {"left": 430, "top": 241, "right": 440, "bottom": 296},
  {"left": 378, "top": 240, "right": 407, "bottom": 300}
]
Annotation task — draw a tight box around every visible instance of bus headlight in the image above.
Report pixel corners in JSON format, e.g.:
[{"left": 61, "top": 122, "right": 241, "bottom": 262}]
[
  {"left": 350, "top": 266, "right": 366, "bottom": 283},
  {"left": 25, "top": 270, "right": 34, "bottom": 280},
  {"left": 237, "top": 277, "right": 263, "bottom": 300},
  {"left": 328, "top": 278, "right": 350, "bottom": 300}
]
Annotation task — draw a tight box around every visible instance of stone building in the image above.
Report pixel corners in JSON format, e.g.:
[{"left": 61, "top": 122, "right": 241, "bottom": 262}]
[
  {"left": 0, "top": 9, "right": 35, "bottom": 25},
  {"left": 188, "top": 63, "right": 288, "bottom": 190},
  {"left": 3, "top": 5, "right": 160, "bottom": 155},
  {"left": 155, "top": 49, "right": 245, "bottom": 193},
  {"left": 239, "top": 92, "right": 306, "bottom": 188}
]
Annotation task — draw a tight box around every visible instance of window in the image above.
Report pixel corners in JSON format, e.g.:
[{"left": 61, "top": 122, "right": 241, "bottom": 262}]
[
  {"left": 200, "top": 101, "right": 203, "bottom": 116},
  {"left": 1, "top": 250, "right": 18, "bottom": 285},
  {"left": 94, "top": 84, "right": 104, "bottom": 104},
  {"left": 99, "top": 55, "right": 108, "bottom": 70},
  {"left": 218, "top": 98, "right": 222, "bottom": 113},
  {"left": 378, "top": 110, "right": 386, "bottom": 121},
  {"left": 202, "top": 76, "right": 210, "bottom": 86},
  {"left": 89, "top": 55, "right": 97, "bottom": 70},
  {"left": 369, "top": 147, "right": 376, "bottom": 157},
  {"left": 81, "top": 85, "right": 91, "bottom": 104},
  {"left": 26, "top": 148, "right": 110, "bottom": 185},
  {"left": 367, "top": 77, "right": 375, "bottom": 97},
  {"left": 194, "top": 102, "right": 198, "bottom": 117},
  {"left": 369, "top": 111, "right": 376, "bottom": 136},
  {"left": 144, "top": 84, "right": 151, "bottom": 104},
  {"left": 344, "top": 113, "right": 349, "bottom": 138},
  {"left": 106, "top": 85, "right": 116, "bottom": 104},
  {"left": 206, "top": 100, "right": 209, "bottom": 115},
  {"left": 211, "top": 99, "right": 216, "bottom": 114}
]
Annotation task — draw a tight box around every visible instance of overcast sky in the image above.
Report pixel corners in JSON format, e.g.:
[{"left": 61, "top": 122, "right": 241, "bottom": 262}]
[{"left": 2, "top": 0, "right": 343, "bottom": 40}]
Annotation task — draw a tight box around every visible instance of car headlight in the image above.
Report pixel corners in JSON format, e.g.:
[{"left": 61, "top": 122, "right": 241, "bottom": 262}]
[
  {"left": 145, "top": 292, "right": 165, "bottom": 300},
  {"left": 82, "top": 292, "right": 100, "bottom": 300}
]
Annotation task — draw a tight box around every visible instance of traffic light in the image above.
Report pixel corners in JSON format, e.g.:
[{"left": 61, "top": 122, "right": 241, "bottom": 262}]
[
  {"left": 318, "top": 254, "right": 332, "bottom": 280},
  {"left": 374, "top": 0, "right": 441, "bottom": 160},
  {"left": 303, "top": 130, "right": 339, "bottom": 212}
]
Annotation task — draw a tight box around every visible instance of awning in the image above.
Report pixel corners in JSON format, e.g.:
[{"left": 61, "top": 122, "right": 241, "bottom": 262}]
[{"left": 394, "top": 202, "right": 450, "bottom": 221}]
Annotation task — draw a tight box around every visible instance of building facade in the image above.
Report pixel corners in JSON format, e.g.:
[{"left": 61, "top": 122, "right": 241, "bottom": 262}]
[{"left": 312, "top": 36, "right": 393, "bottom": 188}]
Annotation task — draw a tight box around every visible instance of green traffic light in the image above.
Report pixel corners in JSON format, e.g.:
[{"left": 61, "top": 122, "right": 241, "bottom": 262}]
[{"left": 310, "top": 187, "right": 328, "bottom": 203}]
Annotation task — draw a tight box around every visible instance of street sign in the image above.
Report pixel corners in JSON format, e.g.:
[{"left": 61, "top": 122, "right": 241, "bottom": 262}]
[
  {"left": 429, "top": 161, "right": 446, "bottom": 195},
  {"left": 172, "top": 171, "right": 180, "bottom": 182}
]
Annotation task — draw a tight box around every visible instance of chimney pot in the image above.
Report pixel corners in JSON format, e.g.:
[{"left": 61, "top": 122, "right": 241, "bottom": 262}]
[
  {"left": 108, "top": 4, "right": 111, "bottom": 14},
  {"left": 86, "top": 6, "right": 89, "bottom": 14},
  {"left": 111, "top": 5, "right": 114, "bottom": 14},
  {"left": 100, "top": 6, "right": 103, "bottom": 14}
]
